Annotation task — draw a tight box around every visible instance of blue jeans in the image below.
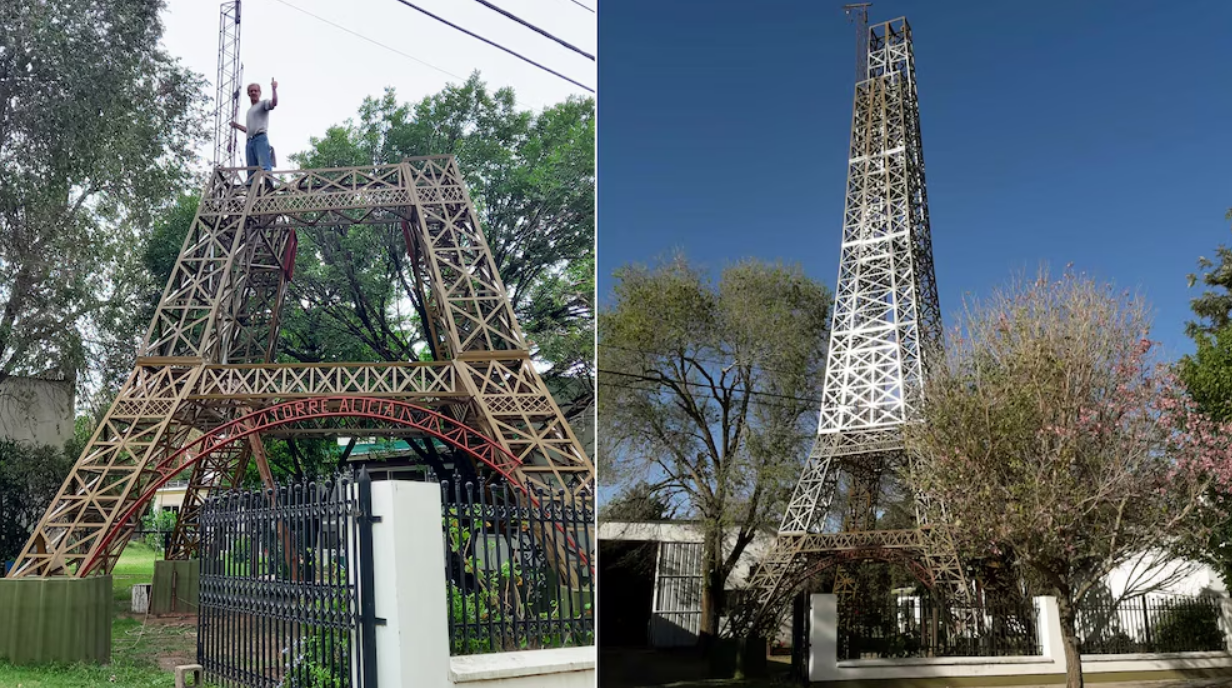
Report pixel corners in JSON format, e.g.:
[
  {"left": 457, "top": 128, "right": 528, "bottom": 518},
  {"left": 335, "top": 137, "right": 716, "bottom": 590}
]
[{"left": 245, "top": 133, "right": 272, "bottom": 184}]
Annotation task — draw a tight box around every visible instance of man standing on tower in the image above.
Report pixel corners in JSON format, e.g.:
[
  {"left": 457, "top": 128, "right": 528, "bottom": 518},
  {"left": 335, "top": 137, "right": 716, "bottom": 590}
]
[{"left": 230, "top": 78, "right": 278, "bottom": 184}]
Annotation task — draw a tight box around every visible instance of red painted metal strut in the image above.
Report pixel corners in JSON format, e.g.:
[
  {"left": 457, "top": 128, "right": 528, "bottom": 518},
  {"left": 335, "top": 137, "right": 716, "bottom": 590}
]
[{"left": 81, "top": 396, "right": 590, "bottom": 575}]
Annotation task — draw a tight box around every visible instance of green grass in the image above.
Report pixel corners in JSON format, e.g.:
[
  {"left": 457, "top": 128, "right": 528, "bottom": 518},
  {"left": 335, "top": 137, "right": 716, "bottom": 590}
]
[
  {"left": 0, "top": 542, "right": 192, "bottom": 688},
  {"left": 113, "top": 541, "right": 157, "bottom": 609}
]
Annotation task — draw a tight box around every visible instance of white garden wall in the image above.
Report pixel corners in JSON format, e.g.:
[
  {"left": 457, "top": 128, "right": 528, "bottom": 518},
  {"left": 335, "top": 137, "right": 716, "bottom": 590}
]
[
  {"left": 370, "top": 481, "right": 596, "bottom": 688},
  {"left": 809, "top": 593, "right": 1232, "bottom": 684}
]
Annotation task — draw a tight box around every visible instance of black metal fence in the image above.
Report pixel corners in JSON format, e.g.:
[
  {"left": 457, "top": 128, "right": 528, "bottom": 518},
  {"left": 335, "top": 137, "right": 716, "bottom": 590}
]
[
  {"left": 197, "top": 471, "right": 377, "bottom": 688},
  {"left": 838, "top": 594, "right": 1041, "bottom": 660},
  {"left": 441, "top": 476, "right": 595, "bottom": 655},
  {"left": 1077, "top": 594, "right": 1225, "bottom": 655}
]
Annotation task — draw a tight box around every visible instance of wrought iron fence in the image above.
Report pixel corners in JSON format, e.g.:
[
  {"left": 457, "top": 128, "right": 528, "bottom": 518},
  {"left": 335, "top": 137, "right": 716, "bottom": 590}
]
[
  {"left": 441, "top": 476, "right": 595, "bottom": 655},
  {"left": 197, "top": 470, "right": 377, "bottom": 687},
  {"left": 838, "top": 594, "right": 1041, "bottom": 660},
  {"left": 1077, "top": 594, "right": 1225, "bottom": 654}
]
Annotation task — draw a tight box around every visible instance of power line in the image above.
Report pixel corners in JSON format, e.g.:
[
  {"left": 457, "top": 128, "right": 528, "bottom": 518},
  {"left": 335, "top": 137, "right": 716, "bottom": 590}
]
[
  {"left": 597, "top": 341, "right": 822, "bottom": 378},
  {"left": 470, "top": 0, "right": 594, "bottom": 61},
  {"left": 599, "top": 368, "right": 824, "bottom": 406},
  {"left": 598, "top": 376, "right": 823, "bottom": 418},
  {"left": 567, "top": 0, "right": 596, "bottom": 14},
  {"left": 270, "top": 0, "right": 464, "bottom": 80},
  {"left": 389, "top": 0, "right": 595, "bottom": 93}
]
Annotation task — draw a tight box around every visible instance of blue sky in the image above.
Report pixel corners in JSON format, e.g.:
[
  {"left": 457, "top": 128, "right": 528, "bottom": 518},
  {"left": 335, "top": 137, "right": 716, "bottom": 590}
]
[{"left": 597, "top": 0, "right": 1232, "bottom": 359}]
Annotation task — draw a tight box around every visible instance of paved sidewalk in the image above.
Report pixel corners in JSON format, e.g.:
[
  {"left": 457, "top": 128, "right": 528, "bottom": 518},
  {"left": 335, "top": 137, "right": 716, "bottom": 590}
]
[{"left": 1013, "top": 681, "right": 1232, "bottom": 688}]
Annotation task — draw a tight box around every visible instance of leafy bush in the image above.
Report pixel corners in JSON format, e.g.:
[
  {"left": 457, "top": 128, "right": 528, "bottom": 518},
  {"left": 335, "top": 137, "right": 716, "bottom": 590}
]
[
  {"left": 141, "top": 507, "right": 177, "bottom": 555},
  {"left": 0, "top": 438, "right": 75, "bottom": 563},
  {"left": 1153, "top": 599, "right": 1224, "bottom": 653},
  {"left": 444, "top": 506, "right": 594, "bottom": 655}
]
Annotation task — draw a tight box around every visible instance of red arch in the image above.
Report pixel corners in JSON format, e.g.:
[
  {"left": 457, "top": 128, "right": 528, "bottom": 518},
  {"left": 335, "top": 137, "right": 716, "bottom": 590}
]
[{"left": 83, "top": 396, "right": 586, "bottom": 575}]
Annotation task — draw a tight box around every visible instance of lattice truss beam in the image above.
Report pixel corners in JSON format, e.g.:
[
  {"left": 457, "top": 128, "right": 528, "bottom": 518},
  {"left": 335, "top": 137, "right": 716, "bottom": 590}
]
[
  {"left": 212, "top": 1, "right": 242, "bottom": 168},
  {"left": 11, "top": 156, "right": 593, "bottom": 578},
  {"left": 747, "top": 17, "right": 968, "bottom": 624}
]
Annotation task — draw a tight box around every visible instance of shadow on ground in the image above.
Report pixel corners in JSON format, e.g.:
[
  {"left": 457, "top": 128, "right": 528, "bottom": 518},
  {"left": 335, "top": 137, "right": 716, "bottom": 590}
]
[{"left": 599, "top": 647, "right": 795, "bottom": 688}]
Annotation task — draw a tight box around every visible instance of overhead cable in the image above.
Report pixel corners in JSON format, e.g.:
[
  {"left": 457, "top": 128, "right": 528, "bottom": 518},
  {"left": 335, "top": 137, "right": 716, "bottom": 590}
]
[
  {"left": 271, "top": 0, "right": 463, "bottom": 79},
  {"left": 471, "top": 0, "right": 594, "bottom": 61},
  {"left": 391, "top": 0, "right": 594, "bottom": 93}
]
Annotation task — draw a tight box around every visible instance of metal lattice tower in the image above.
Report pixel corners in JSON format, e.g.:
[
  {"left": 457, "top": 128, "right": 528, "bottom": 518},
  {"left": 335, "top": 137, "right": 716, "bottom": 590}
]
[
  {"left": 9, "top": 158, "right": 595, "bottom": 578},
  {"left": 743, "top": 16, "right": 970, "bottom": 627},
  {"left": 213, "top": 1, "right": 242, "bottom": 168}
]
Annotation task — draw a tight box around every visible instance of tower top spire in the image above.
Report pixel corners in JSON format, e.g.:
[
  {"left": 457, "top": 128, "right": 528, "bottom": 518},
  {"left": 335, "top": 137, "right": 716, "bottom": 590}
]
[{"left": 843, "top": 3, "right": 872, "bottom": 84}]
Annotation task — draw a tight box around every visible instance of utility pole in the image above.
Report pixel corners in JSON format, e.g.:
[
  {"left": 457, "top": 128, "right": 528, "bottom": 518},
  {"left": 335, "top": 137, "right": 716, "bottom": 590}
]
[{"left": 843, "top": 3, "right": 872, "bottom": 84}]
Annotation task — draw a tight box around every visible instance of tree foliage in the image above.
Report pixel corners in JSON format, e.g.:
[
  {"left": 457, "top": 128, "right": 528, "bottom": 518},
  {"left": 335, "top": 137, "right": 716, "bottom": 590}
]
[
  {"left": 905, "top": 268, "right": 1232, "bottom": 688},
  {"left": 0, "top": 429, "right": 86, "bottom": 563},
  {"left": 1178, "top": 215, "right": 1232, "bottom": 588},
  {"left": 1185, "top": 212, "right": 1232, "bottom": 337},
  {"left": 285, "top": 75, "right": 595, "bottom": 403},
  {"left": 0, "top": 0, "right": 208, "bottom": 391},
  {"left": 598, "top": 254, "right": 831, "bottom": 641}
]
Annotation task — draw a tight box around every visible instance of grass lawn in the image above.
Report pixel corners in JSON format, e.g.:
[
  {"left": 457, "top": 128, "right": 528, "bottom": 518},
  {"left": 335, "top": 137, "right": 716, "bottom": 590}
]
[{"left": 0, "top": 541, "right": 196, "bottom": 688}]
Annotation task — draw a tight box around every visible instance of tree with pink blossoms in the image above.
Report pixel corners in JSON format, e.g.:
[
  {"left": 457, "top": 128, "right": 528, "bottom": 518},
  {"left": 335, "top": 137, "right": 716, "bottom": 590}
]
[{"left": 904, "top": 268, "right": 1232, "bottom": 688}]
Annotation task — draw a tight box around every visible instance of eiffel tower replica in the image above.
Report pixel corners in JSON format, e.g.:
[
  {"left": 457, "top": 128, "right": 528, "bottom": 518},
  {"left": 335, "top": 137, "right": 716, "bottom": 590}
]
[
  {"left": 9, "top": 157, "right": 595, "bottom": 578},
  {"left": 741, "top": 12, "right": 972, "bottom": 630}
]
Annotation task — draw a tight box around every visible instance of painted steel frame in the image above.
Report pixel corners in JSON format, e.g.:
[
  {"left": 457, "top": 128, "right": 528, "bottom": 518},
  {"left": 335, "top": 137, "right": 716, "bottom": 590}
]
[
  {"left": 748, "top": 17, "right": 969, "bottom": 623},
  {"left": 11, "top": 156, "right": 594, "bottom": 578}
]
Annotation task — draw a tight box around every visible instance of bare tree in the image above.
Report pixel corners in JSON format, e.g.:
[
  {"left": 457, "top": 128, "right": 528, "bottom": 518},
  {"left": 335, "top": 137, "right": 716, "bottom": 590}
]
[
  {"left": 905, "top": 268, "right": 1232, "bottom": 688},
  {"left": 598, "top": 254, "right": 831, "bottom": 643}
]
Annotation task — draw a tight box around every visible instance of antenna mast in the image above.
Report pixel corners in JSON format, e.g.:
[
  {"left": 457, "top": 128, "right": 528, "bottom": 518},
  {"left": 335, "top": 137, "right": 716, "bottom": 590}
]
[
  {"left": 213, "top": 1, "right": 243, "bottom": 168},
  {"left": 844, "top": 3, "right": 871, "bottom": 84}
]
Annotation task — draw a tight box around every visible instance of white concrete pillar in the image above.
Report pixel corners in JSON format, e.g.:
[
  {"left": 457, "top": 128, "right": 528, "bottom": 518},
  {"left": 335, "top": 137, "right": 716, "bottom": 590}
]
[
  {"left": 371, "top": 480, "right": 451, "bottom": 688},
  {"left": 809, "top": 593, "right": 838, "bottom": 682},
  {"left": 1036, "top": 596, "right": 1066, "bottom": 671},
  {"left": 1220, "top": 598, "right": 1232, "bottom": 653}
]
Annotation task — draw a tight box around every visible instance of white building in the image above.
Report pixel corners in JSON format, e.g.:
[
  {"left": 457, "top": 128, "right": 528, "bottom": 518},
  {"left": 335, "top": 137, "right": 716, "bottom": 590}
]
[
  {"left": 0, "top": 373, "right": 74, "bottom": 447},
  {"left": 598, "top": 520, "right": 778, "bottom": 648}
]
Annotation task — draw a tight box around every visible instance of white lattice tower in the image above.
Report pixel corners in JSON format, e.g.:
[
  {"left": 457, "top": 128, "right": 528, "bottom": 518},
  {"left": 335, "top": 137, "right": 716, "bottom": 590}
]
[{"left": 744, "top": 17, "right": 970, "bottom": 626}]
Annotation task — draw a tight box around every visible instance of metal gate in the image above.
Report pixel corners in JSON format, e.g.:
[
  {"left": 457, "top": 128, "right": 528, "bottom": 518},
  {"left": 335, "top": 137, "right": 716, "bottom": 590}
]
[
  {"left": 197, "top": 469, "right": 378, "bottom": 687},
  {"left": 790, "top": 591, "right": 811, "bottom": 683},
  {"left": 649, "top": 541, "right": 703, "bottom": 647}
]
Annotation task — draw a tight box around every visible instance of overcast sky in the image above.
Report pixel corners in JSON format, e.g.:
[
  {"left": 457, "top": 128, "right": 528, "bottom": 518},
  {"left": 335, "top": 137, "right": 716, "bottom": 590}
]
[{"left": 159, "top": 0, "right": 596, "bottom": 169}]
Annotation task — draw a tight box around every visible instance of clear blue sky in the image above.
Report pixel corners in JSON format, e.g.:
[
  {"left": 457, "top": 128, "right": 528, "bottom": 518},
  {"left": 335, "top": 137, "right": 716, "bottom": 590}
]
[{"left": 597, "top": 0, "right": 1232, "bottom": 359}]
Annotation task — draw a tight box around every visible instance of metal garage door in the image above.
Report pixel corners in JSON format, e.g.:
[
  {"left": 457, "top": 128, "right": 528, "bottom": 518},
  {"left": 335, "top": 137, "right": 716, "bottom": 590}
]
[{"left": 649, "top": 541, "right": 703, "bottom": 647}]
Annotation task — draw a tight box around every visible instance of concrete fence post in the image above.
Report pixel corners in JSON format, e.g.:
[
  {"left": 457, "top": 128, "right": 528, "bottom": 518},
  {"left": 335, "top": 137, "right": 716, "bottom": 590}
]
[
  {"left": 1036, "top": 597, "right": 1067, "bottom": 672},
  {"left": 370, "top": 480, "right": 451, "bottom": 688},
  {"left": 1220, "top": 598, "right": 1232, "bottom": 653},
  {"left": 809, "top": 593, "right": 838, "bottom": 683}
]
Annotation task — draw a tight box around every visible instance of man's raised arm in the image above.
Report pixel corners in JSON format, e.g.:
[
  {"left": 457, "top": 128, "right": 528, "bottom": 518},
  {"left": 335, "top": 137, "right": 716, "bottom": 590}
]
[{"left": 269, "top": 78, "right": 278, "bottom": 109}]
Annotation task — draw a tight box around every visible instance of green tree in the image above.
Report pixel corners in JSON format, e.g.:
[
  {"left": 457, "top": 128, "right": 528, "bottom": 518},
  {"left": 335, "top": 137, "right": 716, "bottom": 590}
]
[
  {"left": 600, "top": 482, "right": 677, "bottom": 523},
  {"left": 598, "top": 254, "right": 831, "bottom": 644},
  {"left": 287, "top": 75, "right": 595, "bottom": 395},
  {"left": 905, "top": 269, "right": 1232, "bottom": 688},
  {"left": 0, "top": 0, "right": 208, "bottom": 393},
  {"left": 0, "top": 430, "right": 85, "bottom": 563},
  {"left": 1178, "top": 215, "right": 1232, "bottom": 587},
  {"left": 1184, "top": 210, "right": 1232, "bottom": 337}
]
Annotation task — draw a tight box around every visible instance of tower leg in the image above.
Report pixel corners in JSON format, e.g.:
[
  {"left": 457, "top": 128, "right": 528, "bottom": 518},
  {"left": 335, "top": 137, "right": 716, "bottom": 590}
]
[
  {"left": 10, "top": 363, "right": 203, "bottom": 577},
  {"left": 165, "top": 440, "right": 252, "bottom": 560}
]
